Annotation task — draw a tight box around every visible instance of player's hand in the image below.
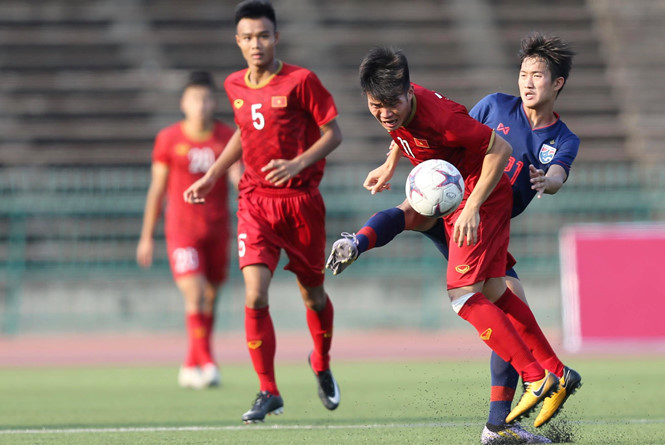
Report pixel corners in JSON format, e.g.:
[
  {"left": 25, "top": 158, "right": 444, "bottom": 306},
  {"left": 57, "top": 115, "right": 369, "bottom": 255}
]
[
  {"left": 529, "top": 165, "right": 547, "bottom": 198},
  {"left": 262, "top": 158, "right": 301, "bottom": 187},
  {"left": 183, "top": 176, "right": 214, "bottom": 204},
  {"left": 136, "top": 237, "right": 154, "bottom": 268},
  {"left": 452, "top": 206, "right": 480, "bottom": 247},
  {"left": 363, "top": 165, "right": 393, "bottom": 195}
]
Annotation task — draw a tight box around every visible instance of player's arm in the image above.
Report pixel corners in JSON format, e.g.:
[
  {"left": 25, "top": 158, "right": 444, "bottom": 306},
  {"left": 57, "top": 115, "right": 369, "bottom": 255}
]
[
  {"left": 262, "top": 119, "right": 342, "bottom": 186},
  {"left": 530, "top": 164, "right": 567, "bottom": 198},
  {"left": 184, "top": 128, "right": 242, "bottom": 203},
  {"left": 227, "top": 159, "right": 244, "bottom": 191},
  {"left": 363, "top": 141, "right": 403, "bottom": 194},
  {"left": 137, "top": 162, "right": 169, "bottom": 267},
  {"left": 453, "top": 133, "right": 512, "bottom": 246}
]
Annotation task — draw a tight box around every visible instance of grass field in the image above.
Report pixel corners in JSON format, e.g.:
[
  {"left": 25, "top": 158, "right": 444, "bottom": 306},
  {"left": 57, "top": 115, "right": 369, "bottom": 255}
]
[{"left": 1, "top": 357, "right": 664, "bottom": 444}]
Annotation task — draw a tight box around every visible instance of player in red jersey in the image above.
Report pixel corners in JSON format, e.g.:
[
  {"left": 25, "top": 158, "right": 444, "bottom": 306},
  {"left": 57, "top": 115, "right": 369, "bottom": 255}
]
[
  {"left": 336, "top": 46, "right": 569, "bottom": 426},
  {"left": 183, "top": 0, "right": 343, "bottom": 423},
  {"left": 137, "top": 71, "right": 240, "bottom": 389}
]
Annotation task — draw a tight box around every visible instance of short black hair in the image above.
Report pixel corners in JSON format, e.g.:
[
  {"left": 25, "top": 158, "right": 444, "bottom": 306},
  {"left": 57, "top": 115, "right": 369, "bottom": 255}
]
[
  {"left": 234, "top": 0, "right": 277, "bottom": 31},
  {"left": 519, "top": 32, "right": 575, "bottom": 95},
  {"left": 359, "top": 47, "right": 410, "bottom": 105},
  {"left": 185, "top": 70, "right": 216, "bottom": 91}
]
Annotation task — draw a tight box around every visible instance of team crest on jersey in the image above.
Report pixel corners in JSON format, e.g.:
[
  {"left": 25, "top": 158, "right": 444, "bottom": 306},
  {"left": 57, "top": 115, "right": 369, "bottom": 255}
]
[
  {"left": 271, "top": 96, "right": 287, "bottom": 107},
  {"left": 176, "top": 143, "right": 189, "bottom": 156},
  {"left": 539, "top": 143, "right": 557, "bottom": 164},
  {"left": 414, "top": 138, "right": 429, "bottom": 148},
  {"left": 234, "top": 99, "right": 244, "bottom": 109}
]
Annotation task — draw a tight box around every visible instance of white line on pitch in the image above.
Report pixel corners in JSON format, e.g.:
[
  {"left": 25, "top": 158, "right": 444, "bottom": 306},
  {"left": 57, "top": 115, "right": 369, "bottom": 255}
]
[{"left": 1, "top": 419, "right": 664, "bottom": 435}]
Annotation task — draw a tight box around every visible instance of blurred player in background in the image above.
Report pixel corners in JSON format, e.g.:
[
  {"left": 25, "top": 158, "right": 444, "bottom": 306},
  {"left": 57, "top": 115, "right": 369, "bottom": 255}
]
[
  {"left": 137, "top": 70, "right": 240, "bottom": 389},
  {"left": 329, "top": 45, "right": 576, "bottom": 435},
  {"left": 184, "top": 0, "right": 343, "bottom": 424},
  {"left": 327, "top": 34, "right": 582, "bottom": 443}
]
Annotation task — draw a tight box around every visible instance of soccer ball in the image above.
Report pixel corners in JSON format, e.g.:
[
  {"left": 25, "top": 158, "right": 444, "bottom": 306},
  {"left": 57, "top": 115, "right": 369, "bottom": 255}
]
[{"left": 405, "top": 159, "right": 465, "bottom": 217}]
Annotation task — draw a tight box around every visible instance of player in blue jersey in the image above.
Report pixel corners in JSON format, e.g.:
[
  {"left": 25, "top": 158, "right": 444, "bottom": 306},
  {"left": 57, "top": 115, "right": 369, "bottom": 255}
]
[{"left": 327, "top": 33, "right": 582, "bottom": 444}]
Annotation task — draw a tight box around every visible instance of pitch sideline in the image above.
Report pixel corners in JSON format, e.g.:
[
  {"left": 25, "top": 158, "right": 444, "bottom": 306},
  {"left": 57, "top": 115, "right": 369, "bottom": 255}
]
[{"left": 1, "top": 419, "right": 664, "bottom": 435}]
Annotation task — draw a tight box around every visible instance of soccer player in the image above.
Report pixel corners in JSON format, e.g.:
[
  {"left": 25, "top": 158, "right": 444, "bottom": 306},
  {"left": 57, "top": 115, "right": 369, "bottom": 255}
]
[
  {"left": 330, "top": 45, "right": 570, "bottom": 430},
  {"left": 137, "top": 70, "right": 240, "bottom": 389},
  {"left": 183, "top": 0, "right": 343, "bottom": 424},
  {"left": 328, "top": 36, "right": 583, "bottom": 442}
]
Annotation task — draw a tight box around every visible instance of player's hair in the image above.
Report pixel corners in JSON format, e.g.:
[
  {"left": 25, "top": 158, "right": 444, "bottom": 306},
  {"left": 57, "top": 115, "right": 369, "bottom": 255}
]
[
  {"left": 234, "top": 0, "right": 277, "bottom": 31},
  {"left": 359, "top": 47, "right": 410, "bottom": 105},
  {"left": 519, "top": 32, "right": 575, "bottom": 96},
  {"left": 184, "top": 70, "right": 216, "bottom": 91}
]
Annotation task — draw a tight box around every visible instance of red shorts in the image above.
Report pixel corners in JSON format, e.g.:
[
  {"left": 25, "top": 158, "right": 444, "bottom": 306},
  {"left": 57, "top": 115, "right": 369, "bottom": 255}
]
[
  {"left": 444, "top": 182, "right": 512, "bottom": 289},
  {"left": 166, "top": 229, "right": 229, "bottom": 285},
  {"left": 236, "top": 187, "right": 326, "bottom": 287}
]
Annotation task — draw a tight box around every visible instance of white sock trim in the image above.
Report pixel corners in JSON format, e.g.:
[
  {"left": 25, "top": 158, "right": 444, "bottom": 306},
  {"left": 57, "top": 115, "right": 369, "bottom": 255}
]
[{"left": 451, "top": 292, "right": 477, "bottom": 314}]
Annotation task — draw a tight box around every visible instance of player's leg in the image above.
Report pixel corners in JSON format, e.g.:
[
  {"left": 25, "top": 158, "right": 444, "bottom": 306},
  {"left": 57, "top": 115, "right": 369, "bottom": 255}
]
[
  {"left": 450, "top": 282, "right": 558, "bottom": 424},
  {"left": 500, "top": 276, "right": 581, "bottom": 428},
  {"left": 174, "top": 273, "right": 210, "bottom": 390},
  {"left": 481, "top": 272, "right": 552, "bottom": 442},
  {"left": 167, "top": 239, "right": 214, "bottom": 389},
  {"left": 242, "top": 264, "right": 284, "bottom": 423},
  {"left": 286, "top": 188, "right": 340, "bottom": 410},
  {"left": 197, "top": 280, "right": 220, "bottom": 387},
  {"left": 326, "top": 199, "right": 437, "bottom": 275},
  {"left": 446, "top": 203, "right": 558, "bottom": 424},
  {"left": 198, "top": 234, "right": 229, "bottom": 387},
  {"left": 298, "top": 281, "right": 340, "bottom": 410},
  {"left": 237, "top": 192, "right": 284, "bottom": 423},
  {"left": 484, "top": 277, "right": 564, "bottom": 377},
  {"left": 485, "top": 272, "right": 522, "bottom": 430},
  {"left": 483, "top": 276, "right": 581, "bottom": 427}
]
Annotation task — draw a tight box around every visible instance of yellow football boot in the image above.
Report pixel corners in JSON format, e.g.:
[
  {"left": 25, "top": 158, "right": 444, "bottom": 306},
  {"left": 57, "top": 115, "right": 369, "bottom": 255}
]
[
  {"left": 534, "top": 366, "right": 582, "bottom": 427},
  {"left": 505, "top": 371, "right": 559, "bottom": 424}
]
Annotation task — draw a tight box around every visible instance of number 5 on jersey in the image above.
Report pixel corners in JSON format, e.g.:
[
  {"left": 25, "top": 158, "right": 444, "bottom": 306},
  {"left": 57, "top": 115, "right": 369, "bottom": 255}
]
[
  {"left": 238, "top": 233, "right": 248, "bottom": 257},
  {"left": 251, "top": 104, "right": 264, "bottom": 130}
]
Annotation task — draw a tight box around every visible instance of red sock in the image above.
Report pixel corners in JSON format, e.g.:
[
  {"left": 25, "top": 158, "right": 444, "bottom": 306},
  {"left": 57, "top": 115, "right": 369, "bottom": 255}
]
[
  {"left": 307, "top": 296, "right": 334, "bottom": 373},
  {"left": 494, "top": 288, "right": 565, "bottom": 377},
  {"left": 185, "top": 313, "right": 207, "bottom": 367},
  {"left": 184, "top": 313, "right": 197, "bottom": 367},
  {"left": 457, "top": 293, "right": 544, "bottom": 382},
  {"left": 201, "top": 312, "right": 215, "bottom": 366},
  {"left": 245, "top": 306, "right": 279, "bottom": 395}
]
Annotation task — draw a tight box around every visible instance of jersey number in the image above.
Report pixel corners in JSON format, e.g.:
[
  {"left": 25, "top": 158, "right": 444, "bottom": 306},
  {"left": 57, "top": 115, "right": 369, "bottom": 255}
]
[
  {"left": 251, "top": 104, "right": 265, "bottom": 130},
  {"left": 396, "top": 137, "right": 415, "bottom": 157},
  {"left": 238, "top": 233, "right": 248, "bottom": 257},
  {"left": 172, "top": 247, "right": 199, "bottom": 274},
  {"left": 504, "top": 156, "right": 524, "bottom": 185}
]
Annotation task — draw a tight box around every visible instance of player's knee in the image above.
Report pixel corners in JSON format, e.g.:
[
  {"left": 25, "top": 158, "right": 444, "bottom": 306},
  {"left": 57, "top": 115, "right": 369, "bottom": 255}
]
[
  {"left": 300, "top": 286, "right": 326, "bottom": 311},
  {"left": 245, "top": 290, "right": 268, "bottom": 309}
]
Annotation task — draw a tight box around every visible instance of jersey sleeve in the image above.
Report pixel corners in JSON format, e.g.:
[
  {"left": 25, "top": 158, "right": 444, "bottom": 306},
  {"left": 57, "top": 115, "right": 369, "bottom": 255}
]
[
  {"left": 299, "top": 71, "right": 338, "bottom": 127},
  {"left": 550, "top": 134, "right": 580, "bottom": 175},
  {"left": 152, "top": 129, "right": 171, "bottom": 165},
  {"left": 444, "top": 109, "right": 494, "bottom": 154},
  {"left": 468, "top": 94, "right": 494, "bottom": 124}
]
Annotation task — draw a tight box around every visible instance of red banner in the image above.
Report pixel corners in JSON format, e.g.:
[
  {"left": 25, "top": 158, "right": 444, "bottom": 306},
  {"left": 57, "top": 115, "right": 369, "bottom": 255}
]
[{"left": 560, "top": 223, "right": 665, "bottom": 352}]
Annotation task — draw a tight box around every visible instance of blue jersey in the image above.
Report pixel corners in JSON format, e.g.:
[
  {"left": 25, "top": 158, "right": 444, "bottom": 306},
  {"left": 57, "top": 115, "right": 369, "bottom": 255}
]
[{"left": 469, "top": 93, "right": 579, "bottom": 217}]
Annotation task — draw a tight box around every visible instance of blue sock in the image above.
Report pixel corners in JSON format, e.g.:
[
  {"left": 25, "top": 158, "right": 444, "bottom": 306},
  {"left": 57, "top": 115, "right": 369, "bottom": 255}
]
[
  {"left": 488, "top": 351, "right": 519, "bottom": 427},
  {"left": 421, "top": 218, "right": 449, "bottom": 258},
  {"left": 355, "top": 207, "right": 405, "bottom": 254}
]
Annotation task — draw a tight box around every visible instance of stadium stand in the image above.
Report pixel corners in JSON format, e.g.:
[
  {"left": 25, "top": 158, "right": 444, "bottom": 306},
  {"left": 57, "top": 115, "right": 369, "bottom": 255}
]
[
  {"left": 587, "top": 0, "right": 665, "bottom": 163},
  {"left": 1, "top": 0, "right": 663, "bottom": 334}
]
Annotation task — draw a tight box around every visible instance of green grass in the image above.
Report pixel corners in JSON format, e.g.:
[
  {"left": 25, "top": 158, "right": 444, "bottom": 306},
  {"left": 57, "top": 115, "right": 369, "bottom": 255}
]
[{"left": 1, "top": 357, "right": 664, "bottom": 444}]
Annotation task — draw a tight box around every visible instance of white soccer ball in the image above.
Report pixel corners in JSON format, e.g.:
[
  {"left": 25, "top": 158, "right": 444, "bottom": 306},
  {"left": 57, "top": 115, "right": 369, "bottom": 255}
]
[{"left": 405, "top": 159, "right": 465, "bottom": 217}]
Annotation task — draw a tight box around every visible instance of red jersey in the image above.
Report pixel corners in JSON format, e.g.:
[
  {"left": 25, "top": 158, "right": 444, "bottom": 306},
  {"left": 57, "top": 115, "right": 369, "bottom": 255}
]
[
  {"left": 153, "top": 120, "right": 234, "bottom": 237},
  {"left": 224, "top": 61, "right": 338, "bottom": 191},
  {"left": 390, "top": 84, "right": 509, "bottom": 198}
]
